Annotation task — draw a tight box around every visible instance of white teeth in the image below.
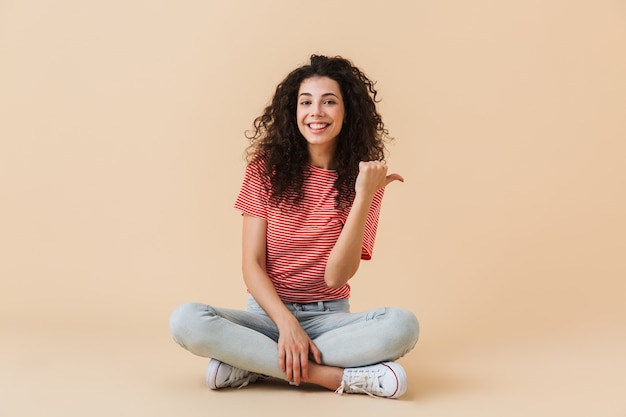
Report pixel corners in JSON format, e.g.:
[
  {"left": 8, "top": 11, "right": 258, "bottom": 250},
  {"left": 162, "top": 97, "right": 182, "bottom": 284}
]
[{"left": 309, "top": 123, "right": 328, "bottom": 130}]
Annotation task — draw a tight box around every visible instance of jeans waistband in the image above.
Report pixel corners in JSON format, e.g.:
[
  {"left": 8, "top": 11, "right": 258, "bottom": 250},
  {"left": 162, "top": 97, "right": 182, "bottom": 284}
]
[
  {"left": 286, "top": 298, "right": 350, "bottom": 312},
  {"left": 246, "top": 295, "right": 349, "bottom": 313}
]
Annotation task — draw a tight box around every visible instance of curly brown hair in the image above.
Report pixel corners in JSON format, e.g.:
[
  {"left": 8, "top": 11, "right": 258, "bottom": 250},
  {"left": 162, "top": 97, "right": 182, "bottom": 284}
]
[{"left": 245, "top": 54, "right": 391, "bottom": 211}]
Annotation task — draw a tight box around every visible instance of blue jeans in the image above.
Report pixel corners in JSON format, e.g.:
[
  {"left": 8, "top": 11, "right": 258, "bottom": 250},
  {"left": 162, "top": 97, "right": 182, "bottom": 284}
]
[{"left": 169, "top": 296, "right": 419, "bottom": 380}]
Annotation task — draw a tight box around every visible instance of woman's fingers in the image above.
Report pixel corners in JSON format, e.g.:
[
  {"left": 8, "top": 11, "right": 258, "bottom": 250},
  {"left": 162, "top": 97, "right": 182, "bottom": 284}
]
[
  {"left": 283, "top": 350, "right": 292, "bottom": 381},
  {"left": 310, "top": 341, "right": 322, "bottom": 364},
  {"left": 278, "top": 346, "right": 286, "bottom": 372},
  {"left": 356, "top": 161, "right": 404, "bottom": 194},
  {"left": 278, "top": 324, "right": 322, "bottom": 385},
  {"left": 385, "top": 173, "right": 404, "bottom": 186},
  {"left": 284, "top": 346, "right": 306, "bottom": 385},
  {"left": 279, "top": 341, "right": 310, "bottom": 385},
  {"left": 293, "top": 352, "right": 303, "bottom": 385}
]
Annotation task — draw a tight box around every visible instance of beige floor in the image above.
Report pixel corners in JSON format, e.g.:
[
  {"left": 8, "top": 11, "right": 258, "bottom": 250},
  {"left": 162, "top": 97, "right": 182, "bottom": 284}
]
[{"left": 2, "top": 312, "right": 624, "bottom": 417}]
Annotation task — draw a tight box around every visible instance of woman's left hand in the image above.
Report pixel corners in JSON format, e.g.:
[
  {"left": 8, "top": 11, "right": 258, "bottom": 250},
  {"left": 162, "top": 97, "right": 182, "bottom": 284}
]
[{"left": 354, "top": 161, "right": 404, "bottom": 198}]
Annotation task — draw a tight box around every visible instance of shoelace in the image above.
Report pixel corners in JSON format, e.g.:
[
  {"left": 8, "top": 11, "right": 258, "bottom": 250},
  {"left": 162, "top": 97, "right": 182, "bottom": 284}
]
[
  {"left": 226, "top": 367, "right": 267, "bottom": 389},
  {"left": 226, "top": 367, "right": 256, "bottom": 389},
  {"left": 335, "top": 373, "right": 383, "bottom": 398}
]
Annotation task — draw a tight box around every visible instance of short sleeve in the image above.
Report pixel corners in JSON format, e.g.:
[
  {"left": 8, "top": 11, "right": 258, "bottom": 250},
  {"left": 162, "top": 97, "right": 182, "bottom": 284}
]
[
  {"left": 361, "top": 188, "right": 385, "bottom": 260},
  {"left": 234, "top": 157, "right": 270, "bottom": 219}
]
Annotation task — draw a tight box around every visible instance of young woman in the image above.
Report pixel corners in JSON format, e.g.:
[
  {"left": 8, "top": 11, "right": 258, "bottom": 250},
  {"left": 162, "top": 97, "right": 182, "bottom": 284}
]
[{"left": 170, "top": 55, "right": 419, "bottom": 398}]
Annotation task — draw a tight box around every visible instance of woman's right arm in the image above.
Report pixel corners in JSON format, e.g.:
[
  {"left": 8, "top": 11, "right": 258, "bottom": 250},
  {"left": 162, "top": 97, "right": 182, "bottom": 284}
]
[{"left": 241, "top": 214, "right": 321, "bottom": 385}]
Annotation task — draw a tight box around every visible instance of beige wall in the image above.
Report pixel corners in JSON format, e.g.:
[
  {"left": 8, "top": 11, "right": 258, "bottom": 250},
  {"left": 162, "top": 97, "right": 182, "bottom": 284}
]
[{"left": 1, "top": 0, "right": 624, "bottom": 370}]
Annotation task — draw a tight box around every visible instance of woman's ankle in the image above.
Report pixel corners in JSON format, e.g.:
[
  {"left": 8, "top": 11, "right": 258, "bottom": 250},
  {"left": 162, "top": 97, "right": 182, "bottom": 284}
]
[{"left": 306, "top": 363, "right": 344, "bottom": 390}]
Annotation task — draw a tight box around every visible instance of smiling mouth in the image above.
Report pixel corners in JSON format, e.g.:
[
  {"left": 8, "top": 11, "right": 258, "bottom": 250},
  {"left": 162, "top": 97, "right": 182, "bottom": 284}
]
[{"left": 308, "top": 123, "right": 329, "bottom": 130}]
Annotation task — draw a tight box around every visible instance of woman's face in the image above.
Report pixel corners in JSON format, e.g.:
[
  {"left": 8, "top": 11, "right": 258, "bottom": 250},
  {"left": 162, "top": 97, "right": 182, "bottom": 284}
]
[{"left": 296, "top": 76, "right": 345, "bottom": 154}]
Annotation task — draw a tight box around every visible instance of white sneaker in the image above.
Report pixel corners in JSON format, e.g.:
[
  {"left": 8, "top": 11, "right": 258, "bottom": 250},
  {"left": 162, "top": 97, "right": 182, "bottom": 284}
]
[
  {"left": 205, "top": 359, "right": 266, "bottom": 389},
  {"left": 336, "top": 362, "right": 407, "bottom": 399}
]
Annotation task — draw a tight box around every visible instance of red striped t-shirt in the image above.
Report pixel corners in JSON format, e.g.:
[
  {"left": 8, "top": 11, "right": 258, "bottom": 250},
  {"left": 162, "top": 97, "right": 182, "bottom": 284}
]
[{"left": 234, "top": 157, "right": 384, "bottom": 303}]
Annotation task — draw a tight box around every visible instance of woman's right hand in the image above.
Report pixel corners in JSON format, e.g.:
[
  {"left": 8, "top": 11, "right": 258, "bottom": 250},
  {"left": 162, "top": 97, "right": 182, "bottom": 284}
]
[{"left": 277, "top": 317, "right": 322, "bottom": 385}]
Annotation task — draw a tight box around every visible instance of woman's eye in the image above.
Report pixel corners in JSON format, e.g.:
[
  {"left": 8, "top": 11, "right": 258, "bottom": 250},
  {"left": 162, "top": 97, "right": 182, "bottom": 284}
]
[
  {"left": 299, "top": 101, "right": 311, "bottom": 105},
  {"left": 324, "top": 100, "right": 336, "bottom": 105}
]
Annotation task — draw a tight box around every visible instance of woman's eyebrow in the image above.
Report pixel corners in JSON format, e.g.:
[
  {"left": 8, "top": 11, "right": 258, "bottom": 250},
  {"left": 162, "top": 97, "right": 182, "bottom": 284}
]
[{"left": 298, "top": 92, "right": 339, "bottom": 97}]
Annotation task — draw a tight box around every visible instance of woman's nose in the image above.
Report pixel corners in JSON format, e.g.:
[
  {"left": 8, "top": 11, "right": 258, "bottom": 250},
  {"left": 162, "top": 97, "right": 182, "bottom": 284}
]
[{"left": 311, "top": 102, "right": 324, "bottom": 116}]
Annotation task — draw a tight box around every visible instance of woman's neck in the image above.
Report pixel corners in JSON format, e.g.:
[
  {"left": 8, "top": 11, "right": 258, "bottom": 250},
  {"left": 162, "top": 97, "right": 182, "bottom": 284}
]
[{"left": 308, "top": 145, "right": 336, "bottom": 170}]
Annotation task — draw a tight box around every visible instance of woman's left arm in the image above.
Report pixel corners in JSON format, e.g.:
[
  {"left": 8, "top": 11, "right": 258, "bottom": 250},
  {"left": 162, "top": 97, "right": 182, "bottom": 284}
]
[{"left": 324, "top": 161, "right": 403, "bottom": 288}]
